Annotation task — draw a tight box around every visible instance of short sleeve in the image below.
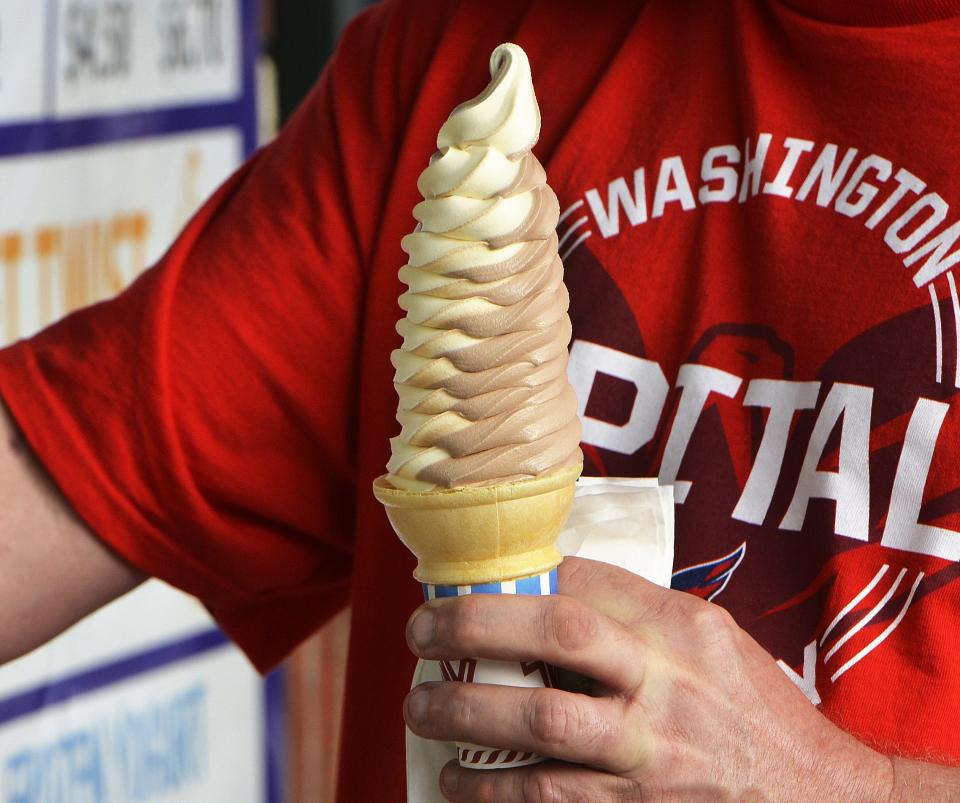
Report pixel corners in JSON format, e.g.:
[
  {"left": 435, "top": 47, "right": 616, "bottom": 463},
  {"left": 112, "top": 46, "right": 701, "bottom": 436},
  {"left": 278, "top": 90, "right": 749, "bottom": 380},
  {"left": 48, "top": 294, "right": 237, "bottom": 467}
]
[{"left": 0, "top": 2, "right": 417, "bottom": 672}]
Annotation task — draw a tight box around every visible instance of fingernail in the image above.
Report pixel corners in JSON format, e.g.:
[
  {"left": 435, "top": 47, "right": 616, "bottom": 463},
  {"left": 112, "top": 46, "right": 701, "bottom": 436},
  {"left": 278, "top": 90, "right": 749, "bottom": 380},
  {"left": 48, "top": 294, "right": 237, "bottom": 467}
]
[
  {"left": 409, "top": 608, "right": 436, "bottom": 649},
  {"left": 407, "top": 686, "right": 430, "bottom": 726},
  {"left": 440, "top": 763, "right": 460, "bottom": 795}
]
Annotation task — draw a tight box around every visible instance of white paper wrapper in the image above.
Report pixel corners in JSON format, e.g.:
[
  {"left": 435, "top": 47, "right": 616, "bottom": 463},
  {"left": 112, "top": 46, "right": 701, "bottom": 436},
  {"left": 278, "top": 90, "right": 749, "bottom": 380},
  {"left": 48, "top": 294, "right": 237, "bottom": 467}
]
[{"left": 406, "top": 477, "right": 675, "bottom": 801}]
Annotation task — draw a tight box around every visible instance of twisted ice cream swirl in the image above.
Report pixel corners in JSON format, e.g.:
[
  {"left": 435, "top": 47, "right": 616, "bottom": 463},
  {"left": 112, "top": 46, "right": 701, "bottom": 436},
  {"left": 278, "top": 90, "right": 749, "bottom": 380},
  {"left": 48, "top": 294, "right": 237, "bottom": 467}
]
[{"left": 386, "top": 43, "right": 582, "bottom": 492}]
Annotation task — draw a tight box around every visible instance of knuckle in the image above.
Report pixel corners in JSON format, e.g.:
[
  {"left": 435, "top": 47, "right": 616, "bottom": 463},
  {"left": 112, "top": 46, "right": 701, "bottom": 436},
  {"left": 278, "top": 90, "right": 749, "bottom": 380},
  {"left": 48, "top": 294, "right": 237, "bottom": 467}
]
[
  {"left": 433, "top": 683, "right": 474, "bottom": 731},
  {"left": 520, "top": 772, "right": 564, "bottom": 803},
  {"left": 471, "top": 779, "right": 499, "bottom": 803},
  {"left": 685, "top": 602, "right": 742, "bottom": 670},
  {"left": 542, "top": 597, "right": 598, "bottom": 652},
  {"left": 633, "top": 585, "right": 678, "bottom": 624},
  {"left": 665, "top": 587, "right": 700, "bottom": 617},
  {"left": 440, "top": 596, "right": 488, "bottom": 648},
  {"left": 691, "top": 601, "right": 736, "bottom": 636},
  {"left": 527, "top": 692, "right": 578, "bottom": 748},
  {"left": 614, "top": 775, "right": 660, "bottom": 803},
  {"left": 559, "top": 556, "right": 594, "bottom": 588}
]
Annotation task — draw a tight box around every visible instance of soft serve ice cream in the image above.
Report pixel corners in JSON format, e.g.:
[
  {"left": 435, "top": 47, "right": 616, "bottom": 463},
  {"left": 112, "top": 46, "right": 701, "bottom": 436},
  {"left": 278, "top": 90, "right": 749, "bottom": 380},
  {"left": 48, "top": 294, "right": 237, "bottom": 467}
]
[{"left": 386, "top": 43, "right": 582, "bottom": 492}]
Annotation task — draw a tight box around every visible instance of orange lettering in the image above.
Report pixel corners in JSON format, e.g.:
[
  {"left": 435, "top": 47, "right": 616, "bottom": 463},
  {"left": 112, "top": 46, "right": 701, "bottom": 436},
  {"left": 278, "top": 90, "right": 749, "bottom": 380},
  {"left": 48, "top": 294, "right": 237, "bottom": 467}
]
[
  {"left": 35, "top": 227, "right": 63, "bottom": 327},
  {"left": 0, "top": 232, "right": 23, "bottom": 343},
  {"left": 108, "top": 211, "right": 149, "bottom": 291},
  {"left": 63, "top": 222, "right": 102, "bottom": 312}
]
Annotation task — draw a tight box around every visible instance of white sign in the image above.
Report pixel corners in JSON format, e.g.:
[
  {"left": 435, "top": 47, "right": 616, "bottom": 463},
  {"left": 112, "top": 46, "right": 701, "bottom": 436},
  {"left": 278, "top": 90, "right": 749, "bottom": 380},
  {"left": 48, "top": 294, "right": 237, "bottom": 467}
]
[
  {"left": 0, "top": 128, "right": 241, "bottom": 341},
  {"left": 54, "top": 0, "right": 242, "bottom": 117},
  {"left": 0, "top": 5, "right": 46, "bottom": 123},
  {"left": 0, "top": 1, "right": 242, "bottom": 124}
]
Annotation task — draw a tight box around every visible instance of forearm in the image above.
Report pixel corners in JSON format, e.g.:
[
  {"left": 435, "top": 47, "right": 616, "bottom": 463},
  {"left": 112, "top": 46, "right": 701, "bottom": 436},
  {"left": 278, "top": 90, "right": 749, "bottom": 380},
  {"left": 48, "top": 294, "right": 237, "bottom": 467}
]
[
  {"left": 0, "top": 400, "right": 144, "bottom": 664},
  {"left": 888, "top": 756, "right": 960, "bottom": 801}
]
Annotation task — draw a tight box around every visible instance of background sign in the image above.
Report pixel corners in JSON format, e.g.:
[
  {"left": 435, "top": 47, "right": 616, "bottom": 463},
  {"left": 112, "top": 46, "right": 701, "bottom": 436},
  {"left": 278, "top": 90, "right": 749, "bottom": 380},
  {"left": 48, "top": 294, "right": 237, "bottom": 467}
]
[{"left": 0, "top": 2, "right": 282, "bottom": 801}]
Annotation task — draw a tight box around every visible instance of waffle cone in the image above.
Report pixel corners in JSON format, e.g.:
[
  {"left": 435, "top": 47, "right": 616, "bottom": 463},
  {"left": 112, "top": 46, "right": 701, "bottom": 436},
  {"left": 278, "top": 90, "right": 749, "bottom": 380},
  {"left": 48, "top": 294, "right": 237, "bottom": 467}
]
[{"left": 373, "top": 463, "right": 581, "bottom": 585}]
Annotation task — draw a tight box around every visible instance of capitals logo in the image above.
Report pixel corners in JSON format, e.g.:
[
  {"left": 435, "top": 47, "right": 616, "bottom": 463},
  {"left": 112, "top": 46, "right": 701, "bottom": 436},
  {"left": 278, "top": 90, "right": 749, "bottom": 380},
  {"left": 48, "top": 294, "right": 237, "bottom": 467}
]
[
  {"left": 556, "top": 165, "right": 960, "bottom": 756},
  {"left": 672, "top": 543, "right": 746, "bottom": 601}
]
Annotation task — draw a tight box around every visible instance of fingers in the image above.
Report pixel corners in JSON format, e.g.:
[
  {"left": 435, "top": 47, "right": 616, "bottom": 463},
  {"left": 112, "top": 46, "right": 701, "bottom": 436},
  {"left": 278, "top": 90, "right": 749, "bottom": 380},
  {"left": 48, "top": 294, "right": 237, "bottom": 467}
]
[
  {"left": 557, "top": 557, "right": 680, "bottom": 627},
  {"left": 405, "top": 682, "right": 642, "bottom": 773},
  {"left": 407, "top": 592, "right": 645, "bottom": 691},
  {"left": 437, "top": 759, "right": 644, "bottom": 803}
]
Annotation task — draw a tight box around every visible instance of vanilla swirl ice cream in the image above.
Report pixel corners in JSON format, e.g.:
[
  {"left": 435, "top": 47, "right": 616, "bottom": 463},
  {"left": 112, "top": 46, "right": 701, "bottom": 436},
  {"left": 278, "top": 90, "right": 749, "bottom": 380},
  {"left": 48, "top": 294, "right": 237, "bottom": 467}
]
[{"left": 385, "top": 43, "right": 582, "bottom": 492}]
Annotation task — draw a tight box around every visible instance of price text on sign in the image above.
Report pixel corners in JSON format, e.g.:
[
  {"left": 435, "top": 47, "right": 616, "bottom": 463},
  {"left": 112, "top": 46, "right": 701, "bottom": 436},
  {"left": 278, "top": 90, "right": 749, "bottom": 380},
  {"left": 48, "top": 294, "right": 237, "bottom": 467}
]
[
  {"left": 158, "top": 0, "right": 224, "bottom": 72},
  {"left": 54, "top": 0, "right": 240, "bottom": 116},
  {"left": 63, "top": 0, "right": 134, "bottom": 82}
]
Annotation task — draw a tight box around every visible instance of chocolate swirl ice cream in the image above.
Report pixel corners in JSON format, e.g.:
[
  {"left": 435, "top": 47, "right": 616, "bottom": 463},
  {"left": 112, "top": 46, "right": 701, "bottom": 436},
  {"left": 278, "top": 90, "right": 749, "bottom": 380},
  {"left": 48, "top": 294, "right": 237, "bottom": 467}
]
[{"left": 386, "top": 43, "right": 582, "bottom": 492}]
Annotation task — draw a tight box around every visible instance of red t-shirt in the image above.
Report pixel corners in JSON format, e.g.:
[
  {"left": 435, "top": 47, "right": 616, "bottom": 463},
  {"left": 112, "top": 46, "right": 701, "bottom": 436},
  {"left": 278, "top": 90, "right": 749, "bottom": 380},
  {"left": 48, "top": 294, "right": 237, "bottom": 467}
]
[{"left": 3, "top": 0, "right": 960, "bottom": 797}]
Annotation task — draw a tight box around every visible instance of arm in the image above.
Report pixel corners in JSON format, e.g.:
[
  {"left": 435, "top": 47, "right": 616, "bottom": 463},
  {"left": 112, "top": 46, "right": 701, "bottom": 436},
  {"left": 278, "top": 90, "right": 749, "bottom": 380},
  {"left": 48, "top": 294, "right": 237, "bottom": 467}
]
[
  {"left": 890, "top": 760, "right": 960, "bottom": 801},
  {"left": 404, "top": 558, "right": 960, "bottom": 802},
  {"left": 0, "top": 401, "right": 143, "bottom": 665}
]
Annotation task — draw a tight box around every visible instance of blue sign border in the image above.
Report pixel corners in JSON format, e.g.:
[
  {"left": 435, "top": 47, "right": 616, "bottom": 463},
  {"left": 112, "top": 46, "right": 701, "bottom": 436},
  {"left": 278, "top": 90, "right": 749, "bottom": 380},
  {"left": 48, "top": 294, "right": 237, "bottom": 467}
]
[
  {"left": 0, "top": 0, "right": 260, "bottom": 158},
  {"left": 0, "top": 629, "right": 229, "bottom": 727}
]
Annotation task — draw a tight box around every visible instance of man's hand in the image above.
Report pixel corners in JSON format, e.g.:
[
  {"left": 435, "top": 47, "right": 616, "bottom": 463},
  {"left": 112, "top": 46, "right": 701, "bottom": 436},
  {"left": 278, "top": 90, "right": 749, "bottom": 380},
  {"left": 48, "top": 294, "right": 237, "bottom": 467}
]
[
  {"left": 403, "top": 557, "right": 894, "bottom": 802},
  {"left": 0, "top": 401, "right": 144, "bottom": 664}
]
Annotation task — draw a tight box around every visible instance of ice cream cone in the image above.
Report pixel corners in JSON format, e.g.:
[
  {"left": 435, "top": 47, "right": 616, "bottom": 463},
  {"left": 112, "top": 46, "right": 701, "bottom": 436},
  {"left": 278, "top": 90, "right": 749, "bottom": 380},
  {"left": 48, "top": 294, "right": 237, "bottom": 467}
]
[
  {"left": 376, "top": 40, "right": 585, "bottom": 772},
  {"left": 373, "top": 462, "right": 581, "bottom": 586}
]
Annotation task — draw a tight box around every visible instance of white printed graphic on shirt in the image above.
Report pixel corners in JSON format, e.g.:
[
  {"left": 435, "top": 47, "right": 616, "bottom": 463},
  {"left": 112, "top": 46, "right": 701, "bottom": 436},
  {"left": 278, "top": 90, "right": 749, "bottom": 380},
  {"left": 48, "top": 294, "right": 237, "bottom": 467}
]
[
  {"left": 555, "top": 135, "right": 960, "bottom": 693},
  {"left": 565, "top": 133, "right": 960, "bottom": 390}
]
